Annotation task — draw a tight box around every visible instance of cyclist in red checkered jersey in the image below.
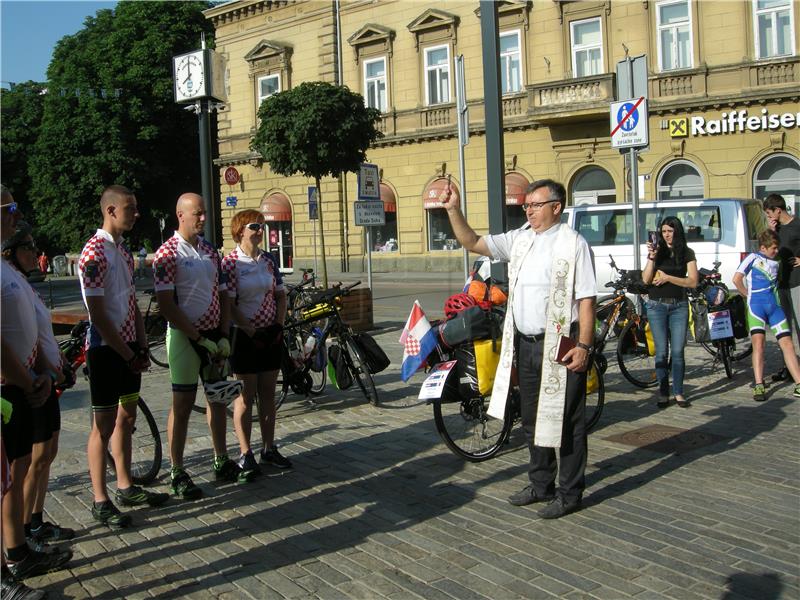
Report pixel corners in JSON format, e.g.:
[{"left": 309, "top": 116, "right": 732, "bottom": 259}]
[
  {"left": 79, "top": 185, "right": 168, "bottom": 530},
  {"left": 221, "top": 210, "right": 291, "bottom": 478},
  {"left": 153, "top": 193, "right": 245, "bottom": 498}
]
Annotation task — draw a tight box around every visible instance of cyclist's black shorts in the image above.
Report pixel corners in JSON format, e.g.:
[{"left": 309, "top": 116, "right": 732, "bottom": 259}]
[
  {"left": 86, "top": 343, "right": 141, "bottom": 412},
  {"left": 31, "top": 385, "right": 60, "bottom": 443},
  {"left": 0, "top": 384, "right": 33, "bottom": 461},
  {"left": 230, "top": 324, "right": 282, "bottom": 374}
]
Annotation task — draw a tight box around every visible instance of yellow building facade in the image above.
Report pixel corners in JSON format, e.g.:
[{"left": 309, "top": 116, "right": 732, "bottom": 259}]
[{"left": 206, "top": 0, "right": 800, "bottom": 273}]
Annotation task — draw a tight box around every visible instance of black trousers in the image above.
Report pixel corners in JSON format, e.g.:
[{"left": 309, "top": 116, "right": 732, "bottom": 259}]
[{"left": 516, "top": 335, "right": 587, "bottom": 503}]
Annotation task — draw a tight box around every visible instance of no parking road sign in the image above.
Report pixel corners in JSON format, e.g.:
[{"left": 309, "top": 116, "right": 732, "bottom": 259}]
[{"left": 611, "top": 97, "right": 648, "bottom": 149}]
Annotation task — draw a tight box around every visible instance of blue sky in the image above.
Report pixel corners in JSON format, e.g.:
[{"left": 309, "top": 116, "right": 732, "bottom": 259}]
[{"left": 1, "top": 0, "right": 117, "bottom": 87}]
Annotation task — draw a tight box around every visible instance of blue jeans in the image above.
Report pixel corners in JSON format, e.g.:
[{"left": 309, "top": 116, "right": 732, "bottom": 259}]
[{"left": 645, "top": 299, "right": 689, "bottom": 396}]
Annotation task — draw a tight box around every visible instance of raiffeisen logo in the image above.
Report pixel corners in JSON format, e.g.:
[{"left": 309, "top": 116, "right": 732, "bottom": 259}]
[{"left": 691, "top": 108, "right": 799, "bottom": 136}]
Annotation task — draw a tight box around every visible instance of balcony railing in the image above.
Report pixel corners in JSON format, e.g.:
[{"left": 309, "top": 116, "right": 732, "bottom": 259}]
[{"left": 531, "top": 73, "right": 615, "bottom": 109}]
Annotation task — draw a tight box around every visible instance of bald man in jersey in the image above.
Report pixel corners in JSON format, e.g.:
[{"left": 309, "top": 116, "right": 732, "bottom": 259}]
[{"left": 153, "top": 193, "right": 247, "bottom": 501}]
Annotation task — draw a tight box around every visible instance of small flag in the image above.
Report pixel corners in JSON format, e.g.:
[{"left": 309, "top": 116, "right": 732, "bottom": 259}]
[{"left": 399, "top": 301, "right": 438, "bottom": 382}]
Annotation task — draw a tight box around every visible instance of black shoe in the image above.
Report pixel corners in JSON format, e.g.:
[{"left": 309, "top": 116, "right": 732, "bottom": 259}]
[
  {"left": 91, "top": 500, "right": 133, "bottom": 530},
  {"left": 507, "top": 484, "right": 554, "bottom": 507},
  {"left": 771, "top": 367, "right": 789, "bottom": 382},
  {"left": 657, "top": 398, "right": 670, "bottom": 409},
  {"left": 115, "top": 485, "right": 170, "bottom": 507},
  {"left": 675, "top": 397, "right": 691, "bottom": 408},
  {"left": 538, "top": 496, "right": 581, "bottom": 519},
  {"left": 260, "top": 445, "right": 293, "bottom": 469},
  {"left": 6, "top": 546, "right": 72, "bottom": 580},
  {"left": 214, "top": 457, "right": 243, "bottom": 482},
  {"left": 170, "top": 468, "right": 203, "bottom": 500},
  {"left": 0, "top": 569, "right": 49, "bottom": 599},
  {"left": 29, "top": 521, "right": 75, "bottom": 543}
]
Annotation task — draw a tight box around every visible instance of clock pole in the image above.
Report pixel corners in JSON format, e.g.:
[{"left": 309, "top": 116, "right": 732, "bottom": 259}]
[{"left": 198, "top": 98, "right": 217, "bottom": 248}]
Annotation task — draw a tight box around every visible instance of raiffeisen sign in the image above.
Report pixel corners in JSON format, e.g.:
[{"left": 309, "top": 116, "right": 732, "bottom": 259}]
[{"left": 691, "top": 108, "right": 799, "bottom": 136}]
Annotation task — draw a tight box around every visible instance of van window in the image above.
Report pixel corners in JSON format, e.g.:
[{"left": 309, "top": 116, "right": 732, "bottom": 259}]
[
  {"left": 574, "top": 206, "right": 723, "bottom": 246},
  {"left": 743, "top": 202, "right": 767, "bottom": 241}
]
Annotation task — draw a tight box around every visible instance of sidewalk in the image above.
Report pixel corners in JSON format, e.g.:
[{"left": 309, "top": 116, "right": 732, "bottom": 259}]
[{"left": 29, "top": 332, "right": 800, "bottom": 599}]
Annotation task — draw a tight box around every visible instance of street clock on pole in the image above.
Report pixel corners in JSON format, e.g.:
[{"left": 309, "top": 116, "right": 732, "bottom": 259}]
[{"left": 173, "top": 49, "right": 227, "bottom": 104}]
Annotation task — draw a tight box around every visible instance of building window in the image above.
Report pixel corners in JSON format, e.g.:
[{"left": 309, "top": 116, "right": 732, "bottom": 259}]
[
  {"left": 657, "top": 0, "right": 693, "bottom": 71},
  {"left": 373, "top": 183, "right": 398, "bottom": 252},
  {"left": 257, "top": 74, "right": 280, "bottom": 107},
  {"left": 500, "top": 31, "right": 522, "bottom": 94},
  {"left": 570, "top": 17, "right": 603, "bottom": 77},
  {"left": 754, "top": 0, "right": 795, "bottom": 59},
  {"left": 424, "top": 45, "right": 450, "bottom": 105},
  {"left": 364, "top": 57, "right": 387, "bottom": 112},
  {"left": 657, "top": 160, "right": 704, "bottom": 200},
  {"left": 571, "top": 166, "right": 617, "bottom": 205},
  {"left": 753, "top": 153, "right": 800, "bottom": 207},
  {"left": 424, "top": 177, "right": 461, "bottom": 251}
]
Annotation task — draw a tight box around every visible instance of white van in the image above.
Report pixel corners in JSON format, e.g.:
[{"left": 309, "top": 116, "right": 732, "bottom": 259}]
[{"left": 561, "top": 198, "right": 768, "bottom": 295}]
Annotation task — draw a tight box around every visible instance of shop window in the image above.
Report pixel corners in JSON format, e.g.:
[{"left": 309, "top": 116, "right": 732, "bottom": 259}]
[
  {"left": 505, "top": 171, "right": 529, "bottom": 229},
  {"left": 657, "top": 0, "right": 693, "bottom": 71},
  {"left": 753, "top": 153, "right": 800, "bottom": 205},
  {"left": 570, "top": 17, "right": 603, "bottom": 77},
  {"left": 657, "top": 160, "right": 704, "bottom": 200},
  {"left": 571, "top": 166, "right": 616, "bottom": 205},
  {"left": 373, "top": 183, "right": 398, "bottom": 252},
  {"left": 754, "top": 0, "right": 795, "bottom": 59},
  {"left": 425, "top": 45, "right": 450, "bottom": 105},
  {"left": 260, "top": 192, "right": 293, "bottom": 272},
  {"left": 364, "top": 57, "right": 387, "bottom": 112},
  {"left": 424, "top": 178, "right": 461, "bottom": 251},
  {"left": 500, "top": 31, "right": 522, "bottom": 94}
]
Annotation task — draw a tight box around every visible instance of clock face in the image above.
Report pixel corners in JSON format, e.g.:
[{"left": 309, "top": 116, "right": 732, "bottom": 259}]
[{"left": 174, "top": 52, "right": 205, "bottom": 101}]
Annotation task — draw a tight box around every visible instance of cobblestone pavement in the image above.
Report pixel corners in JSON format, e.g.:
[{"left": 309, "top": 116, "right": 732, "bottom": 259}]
[{"left": 29, "top": 330, "right": 799, "bottom": 599}]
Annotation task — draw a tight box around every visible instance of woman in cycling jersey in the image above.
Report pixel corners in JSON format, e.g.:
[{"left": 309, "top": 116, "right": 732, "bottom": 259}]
[
  {"left": 642, "top": 216, "right": 698, "bottom": 409},
  {"left": 221, "top": 210, "right": 292, "bottom": 478}
]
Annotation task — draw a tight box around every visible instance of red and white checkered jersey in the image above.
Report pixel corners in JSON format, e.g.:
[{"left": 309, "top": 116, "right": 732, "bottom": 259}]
[
  {"left": 153, "top": 232, "right": 225, "bottom": 331},
  {"left": 221, "top": 247, "right": 285, "bottom": 328},
  {"left": 79, "top": 229, "right": 138, "bottom": 349},
  {"left": 1, "top": 259, "right": 39, "bottom": 373}
]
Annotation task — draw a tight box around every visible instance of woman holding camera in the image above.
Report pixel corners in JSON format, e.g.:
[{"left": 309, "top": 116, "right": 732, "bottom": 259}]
[
  {"left": 221, "top": 210, "right": 291, "bottom": 481},
  {"left": 642, "top": 216, "right": 698, "bottom": 408}
]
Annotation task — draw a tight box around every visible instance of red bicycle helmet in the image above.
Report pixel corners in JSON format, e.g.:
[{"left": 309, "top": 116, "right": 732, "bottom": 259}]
[{"left": 444, "top": 292, "right": 477, "bottom": 319}]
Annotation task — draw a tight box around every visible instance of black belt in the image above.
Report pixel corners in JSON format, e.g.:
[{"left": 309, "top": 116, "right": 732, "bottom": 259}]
[
  {"left": 516, "top": 330, "right": 545, "bottom": 343},
  {"left": 650, "top": 297, "right": 683, "bottom": 305}
]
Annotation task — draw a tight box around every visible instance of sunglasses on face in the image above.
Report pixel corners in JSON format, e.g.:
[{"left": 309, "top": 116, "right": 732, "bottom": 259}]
[
  {"left": 1, "top": 202, "right": 18, "bottom": 214},
  {"left": 245, "top": 223, "right": 265, "bottom": 232}
]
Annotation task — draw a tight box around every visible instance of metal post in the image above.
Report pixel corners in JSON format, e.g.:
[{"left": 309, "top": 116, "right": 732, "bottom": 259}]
[
  {"left": 312, "top": 215, "right": 318, "bottom": 278},
  {"left": 455, "top": 54, "right": 470, "bottom": 281},
  {"left": 479, "top": 0, "right": 506, "bottom": 282},
  {"left": 366, "top": 226, "right": 373, "bottom": 290},
  {"left": 198, "top": 99, "right": 217, "bottom": 248}
]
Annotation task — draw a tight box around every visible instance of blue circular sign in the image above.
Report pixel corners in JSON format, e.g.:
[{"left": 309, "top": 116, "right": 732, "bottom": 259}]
[{"left": 617, "top": 103, "right": 639, "bottom": 131}]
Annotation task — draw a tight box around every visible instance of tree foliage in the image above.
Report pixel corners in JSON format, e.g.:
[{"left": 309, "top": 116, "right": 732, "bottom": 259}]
[
  {"left": 28, "top": 1, "right": 213, "bottom": 251},
  {"left": 250, "top": 81, "right": 383, "bottom": 181},
  {"left": 0, "top": 82, "right": 46, "bottom": 215}
]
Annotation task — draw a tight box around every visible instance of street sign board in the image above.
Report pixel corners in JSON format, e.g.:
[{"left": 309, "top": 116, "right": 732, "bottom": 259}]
[
  {"left": 615, "top": 55, "right": 648, "bottom": 100},
  {"left": 307, "top": 186, "right": 318, "bottom": 220},
  {"left": 354, "top": 200, "right": 385, "bottom": 226},
  {"left": 226, "top": 195, "right": 237, "bottom": 207},
  {"left": 611, "top": 97, "right": 649, "bottom": 148},
  {"left": 357, "top": 163, "right": 380, "bottom": 200},
  {"left": 224, "top": 167, "right": 240, "bottom": 185}
]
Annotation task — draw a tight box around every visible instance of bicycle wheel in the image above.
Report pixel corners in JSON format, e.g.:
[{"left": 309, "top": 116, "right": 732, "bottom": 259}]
[
  {"left": 596, "top": 295, "right": 634, "bottom": 340},
  {"left": 585, "top": 357, "right": 605, "bottom": 433},
  {"left": 719, "top": 340, "right": 734, "bottom": 379},
  {"left": 344, "top": 337, "right": 379, "bottom": 406},
  {"left": 433, "top": 390, "right": 514, "bottom": 462},
  {"left": 145, "top": 315, "right": 169, "bottom": 368},
  {"left": 148, "top": 339, "right": 169, "bottom": 369},
  {"left": 701, "top": 339, "right": 752, "bottom": 362},
  {"left": 617, "top": 319, "right": 658, "bottom": 388},
  {"left": 106, "top": 398, "right": 162, "bottom": 485}
]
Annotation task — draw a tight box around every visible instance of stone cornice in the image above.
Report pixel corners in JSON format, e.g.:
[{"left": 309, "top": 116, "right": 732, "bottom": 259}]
[{"left": 204, "top": 0, "right": 293, "bottom": 27}]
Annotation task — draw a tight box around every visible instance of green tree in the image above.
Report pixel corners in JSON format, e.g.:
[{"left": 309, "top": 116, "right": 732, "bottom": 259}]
[
  {"left": 28, "top": 1, "right": 213, "bottom": 252},
  {"left": 250, "top": 81, "right": 383, "bottom": 287},
  {"left": 0, "top": 82, "right": 46, "bottom": 217}
]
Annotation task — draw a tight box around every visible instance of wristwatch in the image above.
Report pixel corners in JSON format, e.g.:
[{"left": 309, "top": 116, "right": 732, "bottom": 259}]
[{"left": 576, "top": 342, "right": 593, "bottom": 354}]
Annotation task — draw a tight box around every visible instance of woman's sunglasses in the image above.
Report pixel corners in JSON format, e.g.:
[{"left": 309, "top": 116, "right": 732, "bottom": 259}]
[
  {"left": 245, "top": 223, "right": 265, "bottom": 232},
  {"left": 1, "top": 202, "right": 18, "bottom": 214}
]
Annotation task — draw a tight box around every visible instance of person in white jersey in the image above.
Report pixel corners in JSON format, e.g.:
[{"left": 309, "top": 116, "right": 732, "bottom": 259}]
[
  {"left": 79, "top": 185, "right": 169, "bottom": 531},
  {"left": 153, "top": 193, "right": 246, "bottom": 500},
  {"left": 1, "top": 186, "right": 71, "bottom": 589},
  {"left": 439, "top": 178, "right": 596, "bottom": 520},
  {"left": 221, "top": 209, "right": 292, "bottom": 480}
]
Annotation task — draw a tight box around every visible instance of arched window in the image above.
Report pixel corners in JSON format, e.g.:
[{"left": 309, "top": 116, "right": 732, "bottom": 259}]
[
  {"left": 753, "top": 154, "right": 800, "bottom": 206},
  {"left": 424, "top": 178, "right": 461, "bottom": 251},
  {"left": 571, "top": 166, "right": 616, "bottom": 205},
  {"left": 657, "top": 160, "right": 703, "bottom": 200},
  {"left": 372, "top": 183, "right": 399, "bottom": 252}
]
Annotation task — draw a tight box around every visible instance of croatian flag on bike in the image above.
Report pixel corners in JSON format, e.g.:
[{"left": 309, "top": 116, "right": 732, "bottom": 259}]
[{"left": 400, "top": 301, "right": 438, "bottom": 382}]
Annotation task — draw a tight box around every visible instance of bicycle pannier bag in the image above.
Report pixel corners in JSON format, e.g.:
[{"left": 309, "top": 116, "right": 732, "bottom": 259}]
[
  {"left": 644, "top": 320, "right": 657, "bottom": 356},
  {"left": 473, "top": 338, "right": 501, "bottom": 396},
  {"left": 727, "top": 295, "right": 747, "bottom": 339},
  {"left": 586, "top": 363, "right": 599, "bottom": 394},
  {"left": 454, "top": 344, "right": 480, "bottom": 398},
  {"left": 327, "top": 344, "right": 352, "bottom": 390},
  {"left": 439, "top": 306, "right": 495, "bottom": 347},
  {"left": 353, "top": 333, "right": 390, "bottom": 374},
  {"left": 310, "top": 328, "right": 326, "bottom": 372},
  {"left": 690, "top": 301, "right": 710, "bottom": 343}
]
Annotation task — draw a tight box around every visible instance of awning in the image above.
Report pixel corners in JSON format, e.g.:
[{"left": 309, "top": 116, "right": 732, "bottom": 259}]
[
  {"left": 380, "top": 183, "right": 397, "bottom": 212},
  {"left": 423, "top": 177, "right": 459, "bottom": 209},
  {"left": 505, "top": 172, "right": 529, "bottom": 205},
  {"left": 260, "top": 192, "right": 292, "bottom": 221}
]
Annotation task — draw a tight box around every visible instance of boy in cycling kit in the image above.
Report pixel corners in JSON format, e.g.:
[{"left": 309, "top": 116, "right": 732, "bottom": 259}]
[
  {"left": 733, "top": 229, "right": 800, "bottom": 401},
  {"left": 79, "top": 185, "right": 168, "bottom": 531},
  {"left": 154, "top": 193, "right": 247, "bottom": 500}
]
